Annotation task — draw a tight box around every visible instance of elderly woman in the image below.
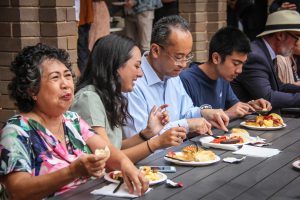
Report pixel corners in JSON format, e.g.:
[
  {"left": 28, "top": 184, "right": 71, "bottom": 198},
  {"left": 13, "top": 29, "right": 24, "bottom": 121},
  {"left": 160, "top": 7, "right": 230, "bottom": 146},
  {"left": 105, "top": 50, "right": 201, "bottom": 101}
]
[
  {"left": 0, "top": 43, "right": 148, "bottom": 199},
  {"left": 70, "top": 34, "right": 187, "bottom": 163}
]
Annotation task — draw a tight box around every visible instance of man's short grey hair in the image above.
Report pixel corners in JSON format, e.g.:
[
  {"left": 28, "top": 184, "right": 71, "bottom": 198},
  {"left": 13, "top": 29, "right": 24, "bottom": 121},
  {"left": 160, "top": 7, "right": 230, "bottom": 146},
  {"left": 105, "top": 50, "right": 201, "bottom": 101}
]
[{"left": 151, "top": 15, "right": 190, "bottom": 46}]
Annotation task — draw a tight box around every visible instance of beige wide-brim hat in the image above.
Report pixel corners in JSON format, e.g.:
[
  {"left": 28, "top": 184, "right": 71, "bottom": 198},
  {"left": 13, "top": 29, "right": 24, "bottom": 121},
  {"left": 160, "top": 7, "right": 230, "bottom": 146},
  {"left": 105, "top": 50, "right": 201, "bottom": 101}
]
[{"left": 257, "top": 10, "right": 300, "bottom": 37}]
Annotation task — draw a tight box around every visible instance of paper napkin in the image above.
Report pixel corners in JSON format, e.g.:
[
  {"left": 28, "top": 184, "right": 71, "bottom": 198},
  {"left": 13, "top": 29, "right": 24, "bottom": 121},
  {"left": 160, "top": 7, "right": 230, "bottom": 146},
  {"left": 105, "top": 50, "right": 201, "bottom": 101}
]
[
  {"left": 91, "top": 183, "right": 152, "bottom": 198},
  {"left": 233, "top": 145, "right": 280, "bottom": 158}
]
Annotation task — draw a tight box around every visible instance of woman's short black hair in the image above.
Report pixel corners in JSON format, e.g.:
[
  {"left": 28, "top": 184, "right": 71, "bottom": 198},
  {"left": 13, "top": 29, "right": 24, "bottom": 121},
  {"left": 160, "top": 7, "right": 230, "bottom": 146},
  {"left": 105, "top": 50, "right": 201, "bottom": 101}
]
[
  {"left": 76, "top": 34, "right": 138, "bottom": 129},
  {"left": 8, "top": 43, "right": 72, "bottom": 113}
]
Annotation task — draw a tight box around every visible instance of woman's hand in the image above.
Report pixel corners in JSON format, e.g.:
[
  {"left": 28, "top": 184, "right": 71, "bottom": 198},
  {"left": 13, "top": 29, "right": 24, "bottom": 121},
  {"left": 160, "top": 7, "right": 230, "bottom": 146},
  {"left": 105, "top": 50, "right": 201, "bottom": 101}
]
[
  {"left": 120, "top": 160, "right": 149, "bottom": 196},
  {"left": 69, "top": 153, "right": 109, "bottom": 178},
  {"left": 151, "top": 127, "right": 187, "bottom": 149},
  {"left": 143, "top": 104, "right": 169, "bottom": 138},
  {"left": 159, "top": 105, "right": 169, "bottom": 126}
]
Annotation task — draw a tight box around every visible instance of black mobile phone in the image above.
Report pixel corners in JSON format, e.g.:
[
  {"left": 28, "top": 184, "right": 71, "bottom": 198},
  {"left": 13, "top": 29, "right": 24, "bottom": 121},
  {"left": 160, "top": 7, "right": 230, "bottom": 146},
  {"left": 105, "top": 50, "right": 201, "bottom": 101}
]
[{"left": 150, "top": 166, "right": 176, "bottom": 173}]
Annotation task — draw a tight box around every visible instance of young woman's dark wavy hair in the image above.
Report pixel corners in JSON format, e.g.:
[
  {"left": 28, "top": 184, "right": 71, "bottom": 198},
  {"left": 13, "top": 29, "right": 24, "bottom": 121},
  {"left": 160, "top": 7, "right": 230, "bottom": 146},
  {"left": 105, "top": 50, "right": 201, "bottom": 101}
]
[
  {"left": 76, "top": 34, "right": 138, "bottom": 129},
  {"left": 8, "top": 43, "right": 72, "bottom": 112}
]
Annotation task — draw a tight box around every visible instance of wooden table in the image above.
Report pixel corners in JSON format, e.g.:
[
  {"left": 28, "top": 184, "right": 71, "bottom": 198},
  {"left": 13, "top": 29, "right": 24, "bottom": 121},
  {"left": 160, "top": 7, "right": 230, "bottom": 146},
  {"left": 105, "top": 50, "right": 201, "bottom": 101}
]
[{"left": 52, "top": 116, "right": 300, "bottom": 200}]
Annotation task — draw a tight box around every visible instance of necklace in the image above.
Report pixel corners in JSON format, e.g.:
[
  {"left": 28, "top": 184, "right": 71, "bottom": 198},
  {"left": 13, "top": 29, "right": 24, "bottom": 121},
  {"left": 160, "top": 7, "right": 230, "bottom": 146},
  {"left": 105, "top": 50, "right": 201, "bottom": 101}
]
[
  {"left": 29, "top": 111, "right": 65, "bottom": 143},
  {"left": 55, "top": 120, "right": 66, "bottom": 144},
  {"left": 56, "top": 121, "right": 63, "bottom": 140}
]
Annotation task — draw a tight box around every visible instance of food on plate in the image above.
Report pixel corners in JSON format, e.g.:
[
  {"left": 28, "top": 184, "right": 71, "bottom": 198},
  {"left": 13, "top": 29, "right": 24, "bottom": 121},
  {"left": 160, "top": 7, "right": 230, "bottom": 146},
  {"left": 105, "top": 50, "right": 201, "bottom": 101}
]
[
  {"left": 245, "top": 113, "right": 284, "bottom": 127},
  {"left": 211, "top": 135, "right": 244, "bottom": 144},
  {"left": 269, "top": 113, "right": 284, "bottom": 124},
  {"left": 210, "top": 128, "right": 251, "bottom": 144},
  {"left": 140, "top": 166, "right": 161, "bottom": 181},
  {"left": 182, "top": 145, "right": 198, "bottom": 154},
  {"left": 231, "top": 128, "right": 249, "bottom": 134},
  {"left": 95, "top": 145, "right": 110, "bottom": 158},
  {"left": 230, "top": 128, "right": 250, "bottom": 140},
  {"left": 109, "top": 168, "right": 162, "bottom": 183},
  {"left": 193, "top": 151, "right": 216, "bottom": 162},
  {"left": 109, "top": 171, "right": 123, "bottom": 181},
  {"left": 166, "top": 145, "right": 216, "bottom": 162},
  {"left": 220, "top": 138, "right": 240, "bottom": 144}
]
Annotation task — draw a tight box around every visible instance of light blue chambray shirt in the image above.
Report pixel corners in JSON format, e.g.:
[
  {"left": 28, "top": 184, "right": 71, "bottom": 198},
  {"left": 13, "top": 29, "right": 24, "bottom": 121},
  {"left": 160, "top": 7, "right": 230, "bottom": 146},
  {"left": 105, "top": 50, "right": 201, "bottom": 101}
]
[{"left": 123, "top": 53, "right": 202, "bottom": 138}]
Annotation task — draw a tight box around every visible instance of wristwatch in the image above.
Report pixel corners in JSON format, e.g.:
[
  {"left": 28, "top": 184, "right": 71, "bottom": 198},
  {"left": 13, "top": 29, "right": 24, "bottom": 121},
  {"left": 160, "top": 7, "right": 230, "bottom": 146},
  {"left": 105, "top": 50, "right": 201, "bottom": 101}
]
[{"left": 199, "top": 104, "right": 212, "bottom": 110}]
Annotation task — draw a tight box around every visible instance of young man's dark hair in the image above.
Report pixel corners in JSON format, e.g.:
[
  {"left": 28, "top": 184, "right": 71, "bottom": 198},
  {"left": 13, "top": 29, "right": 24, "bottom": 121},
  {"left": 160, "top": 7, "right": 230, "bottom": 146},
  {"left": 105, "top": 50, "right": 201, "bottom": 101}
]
[{"left": 208, "top": 27, "right": 251, "bottom": 63}]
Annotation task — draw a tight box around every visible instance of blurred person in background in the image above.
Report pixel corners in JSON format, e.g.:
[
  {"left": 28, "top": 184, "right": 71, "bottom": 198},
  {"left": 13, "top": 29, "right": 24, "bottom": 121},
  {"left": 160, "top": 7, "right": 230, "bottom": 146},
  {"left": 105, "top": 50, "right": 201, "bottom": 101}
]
[
  {"left": 153, "top": 0, "right": 178, "bottom": 24},
  {"left": 269, "top": 0, "right": 300, "bottom": 13},
  {"left": 77, "top": 0, "right": 110, "bottom": 73},
  {"left": 123, "top": 0, "right": 162, "bottom": 53},
  {"left": 227, "top": 0, "right": 268, "bottom": 41}
]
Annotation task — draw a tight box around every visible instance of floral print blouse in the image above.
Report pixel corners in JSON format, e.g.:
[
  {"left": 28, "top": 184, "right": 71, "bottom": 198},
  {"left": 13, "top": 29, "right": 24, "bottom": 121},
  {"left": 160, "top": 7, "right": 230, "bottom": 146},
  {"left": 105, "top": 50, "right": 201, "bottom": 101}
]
[{"left": 0, "top": 111, "right": 95, "bottom": 197}]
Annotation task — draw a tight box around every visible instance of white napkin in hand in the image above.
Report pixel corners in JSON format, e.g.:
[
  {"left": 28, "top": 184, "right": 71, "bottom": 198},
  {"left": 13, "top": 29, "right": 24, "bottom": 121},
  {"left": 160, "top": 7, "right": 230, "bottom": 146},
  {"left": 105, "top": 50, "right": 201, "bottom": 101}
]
[
  {"left": 233, "top": 145, "right": 281, "bottom": 158},
  {"left": 91, "top": 183, "right": 152, "bottom": 198}
]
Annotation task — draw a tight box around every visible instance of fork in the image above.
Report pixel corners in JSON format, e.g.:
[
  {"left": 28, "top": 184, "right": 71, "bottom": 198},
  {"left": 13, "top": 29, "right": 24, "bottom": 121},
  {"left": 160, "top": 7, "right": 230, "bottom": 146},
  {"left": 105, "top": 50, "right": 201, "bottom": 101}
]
[{"left": 253, "top": 110, "right": 269, "bottom": 116}]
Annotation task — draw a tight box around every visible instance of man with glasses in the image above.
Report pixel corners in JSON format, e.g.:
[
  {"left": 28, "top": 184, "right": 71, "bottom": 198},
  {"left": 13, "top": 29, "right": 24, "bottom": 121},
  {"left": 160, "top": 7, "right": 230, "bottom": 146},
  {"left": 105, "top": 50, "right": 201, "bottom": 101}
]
[
  {"left": 231, "top": 10, "right": 300, "bottom": 111},
  {"left": 180, "top": 27, "right": 272, "bottom": 120},
  {"left": 123, "top": 15, "right": 230, "bottom": 140}
]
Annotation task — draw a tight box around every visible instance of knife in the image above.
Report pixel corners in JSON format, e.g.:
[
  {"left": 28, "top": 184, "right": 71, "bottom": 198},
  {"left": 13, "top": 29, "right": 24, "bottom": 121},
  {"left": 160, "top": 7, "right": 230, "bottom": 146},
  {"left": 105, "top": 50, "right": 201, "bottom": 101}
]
[{"left": 206, "top": 133, "right": 219, "bottom": 139}]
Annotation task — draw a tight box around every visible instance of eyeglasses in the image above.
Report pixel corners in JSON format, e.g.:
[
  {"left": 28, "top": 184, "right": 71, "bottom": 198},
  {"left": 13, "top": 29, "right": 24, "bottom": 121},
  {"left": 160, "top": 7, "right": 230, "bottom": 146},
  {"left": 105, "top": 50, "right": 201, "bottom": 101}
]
[
  {"left": 286, "top": 32, "right": 299, "bottom": 41},
  {"left": 156, "top": 43, "right": 194, "bottom": 65}
]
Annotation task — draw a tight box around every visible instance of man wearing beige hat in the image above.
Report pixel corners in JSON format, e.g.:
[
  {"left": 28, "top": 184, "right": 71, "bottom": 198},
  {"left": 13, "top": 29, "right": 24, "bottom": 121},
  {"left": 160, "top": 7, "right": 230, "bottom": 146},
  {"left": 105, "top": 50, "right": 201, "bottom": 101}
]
[{"left": 231, "top": 10, "right": 300, "bottom": 111}]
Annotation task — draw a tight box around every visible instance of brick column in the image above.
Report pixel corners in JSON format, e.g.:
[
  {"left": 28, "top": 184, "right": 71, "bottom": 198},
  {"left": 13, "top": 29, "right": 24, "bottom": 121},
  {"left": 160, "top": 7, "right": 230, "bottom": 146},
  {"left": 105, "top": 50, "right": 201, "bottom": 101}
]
[
  {"left": 0, "top": 0, "right": 77, "bottom": 124},
  {"left": 179, "top": 0, "right": 227, "bottom": 62},
  {"left": 39, "top": 0, "right": 78, "bottom": 74}
]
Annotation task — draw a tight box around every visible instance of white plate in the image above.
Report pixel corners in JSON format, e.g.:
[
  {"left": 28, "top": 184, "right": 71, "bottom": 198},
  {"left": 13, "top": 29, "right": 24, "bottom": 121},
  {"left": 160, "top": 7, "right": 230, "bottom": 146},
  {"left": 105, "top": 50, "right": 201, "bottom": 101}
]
[
  {"left": 111, "top": 2, "right": 126, "bottom": 6},
  {"left": 104, "top": 171, "right": 167, "bottom": 185},
  {"left": 199, "top": 136, "right": 260, "bottom": 151},
  {"left": 240, "top": 121, "right": 287, "bottom": 130},
  {"left": 292, "top": 160, "right": 300, "bottom": 169},
  {"left": 164, "top": 152, "right": 220, "bottom": 166}
]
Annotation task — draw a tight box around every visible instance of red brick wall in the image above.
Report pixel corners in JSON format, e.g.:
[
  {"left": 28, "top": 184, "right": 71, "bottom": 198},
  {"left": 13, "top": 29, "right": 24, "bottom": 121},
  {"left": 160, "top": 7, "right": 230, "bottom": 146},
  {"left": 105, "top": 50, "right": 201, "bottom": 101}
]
[
  {"left": 179, "top": 0, "right": 227, "bottom": 62},
  {"left": 0, "top": 0, "right": 231, "bottom": 124},
  {"left": 0, "top": 0, "right": 77, "bottom": 124}
]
